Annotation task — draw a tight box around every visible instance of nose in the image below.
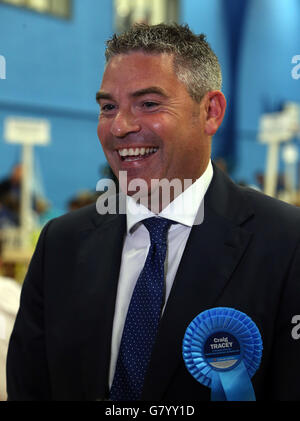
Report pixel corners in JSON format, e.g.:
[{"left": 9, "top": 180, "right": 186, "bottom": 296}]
[{"left": 110, "top": 109, "right": 141, "bottom": 138}]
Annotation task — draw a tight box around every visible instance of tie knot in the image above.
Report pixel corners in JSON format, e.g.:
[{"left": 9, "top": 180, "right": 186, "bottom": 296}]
[{"left": 142, "top": 217, "right": 174, "bottom": 245}]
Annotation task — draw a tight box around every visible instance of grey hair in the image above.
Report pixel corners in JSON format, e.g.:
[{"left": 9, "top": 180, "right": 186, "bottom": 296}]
[{"left": 105, "top": 23, "right": 222, "bottom": 103}]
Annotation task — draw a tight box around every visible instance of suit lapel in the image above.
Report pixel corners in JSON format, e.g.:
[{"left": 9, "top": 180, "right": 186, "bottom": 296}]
[
  {"left": 71, "top": 167, "right": 255, "bottom": 400},
  {"left": 73, "top": 211, "right": 126, "bottom": 400},
  {"left": 142, "top": 165, "right": 254, "bottom": 400}
]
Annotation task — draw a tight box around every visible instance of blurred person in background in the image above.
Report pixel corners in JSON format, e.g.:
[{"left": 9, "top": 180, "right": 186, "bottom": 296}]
[
  {"left": 0, "top": 164, "right": 22, "bottom": 228},
  {"left": 0, "top": 270, "right": 21, "bottom": 401}
]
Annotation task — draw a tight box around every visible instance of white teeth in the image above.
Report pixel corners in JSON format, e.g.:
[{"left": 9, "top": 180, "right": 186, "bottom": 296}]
[{"left": 118, "top": 147, "right": 158, "bottom": 157}]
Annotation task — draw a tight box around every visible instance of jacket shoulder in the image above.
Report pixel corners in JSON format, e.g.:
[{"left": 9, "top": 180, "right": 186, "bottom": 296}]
[
  {"left": 242, "top": 185, "right": 300, "bottom": 225},
  {"left": 209, "top": 165, "right": 300, "bottom": 240},
  {"left": 47, "top": 203, "right": 99, "bottom": 233}
]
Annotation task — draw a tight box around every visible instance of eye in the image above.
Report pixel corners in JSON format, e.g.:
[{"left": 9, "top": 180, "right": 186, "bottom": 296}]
[
  {"left": 140, "top": 101, "right": 161, "bottom": 112},
  {"left": 143, "top": 101, "right": 158, "bottom": 108},
  {"left": 100, "top": 103, "right": 116, "bottom": 112}
]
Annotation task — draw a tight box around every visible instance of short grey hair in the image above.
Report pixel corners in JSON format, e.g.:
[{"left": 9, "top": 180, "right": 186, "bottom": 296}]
[{"left": 105, "top": 23, "right": 222, "bottom": 103}]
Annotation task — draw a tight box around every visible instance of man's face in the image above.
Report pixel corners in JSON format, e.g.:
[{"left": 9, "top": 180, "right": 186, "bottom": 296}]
[{"left": 97, "top": 52, "right": 212, "bottom": 196}]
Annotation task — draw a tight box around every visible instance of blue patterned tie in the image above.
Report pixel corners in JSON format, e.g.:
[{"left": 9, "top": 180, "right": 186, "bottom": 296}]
[{"left": 109, "top": 217, "right": 174, "bottom": 401}]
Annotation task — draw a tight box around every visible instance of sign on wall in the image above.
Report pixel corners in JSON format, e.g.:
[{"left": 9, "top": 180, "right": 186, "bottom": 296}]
[
  {"left": 114, "top": 0, "right": 179, "bottom": 33},
  {"left": 4, "top": 117, "right": 51, "bottom": 145},
  {"left": 0, "top": 0, "right": 71, "bottom": 19}
]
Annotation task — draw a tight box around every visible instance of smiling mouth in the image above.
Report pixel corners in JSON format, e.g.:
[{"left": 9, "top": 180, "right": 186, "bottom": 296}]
[{"left": 118, "top": 147, "right": 158, "bottom": 161}]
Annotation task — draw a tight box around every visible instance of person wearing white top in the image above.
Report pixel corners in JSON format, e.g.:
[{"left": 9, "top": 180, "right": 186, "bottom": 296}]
[{"left": 0, "top": 277, "right": 21, "bottom": 401}]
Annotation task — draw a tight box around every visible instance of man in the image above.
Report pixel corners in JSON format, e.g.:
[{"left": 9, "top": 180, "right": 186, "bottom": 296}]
[{"left": 6, "top": 23, "right": 300, "bottom": 401}]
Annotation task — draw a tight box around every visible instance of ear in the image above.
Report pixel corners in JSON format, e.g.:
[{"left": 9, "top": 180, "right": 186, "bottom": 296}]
[{"left": 204, "top": 91, "right": 226, "bottom": 136}]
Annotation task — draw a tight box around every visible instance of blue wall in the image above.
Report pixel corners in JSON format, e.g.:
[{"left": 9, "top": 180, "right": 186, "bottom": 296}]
[
  {"left": 0, "top": 0, "right": 113, "bottom": 212},
  {"left": 235, "top": 0, "right": 300, "bottom": 185},
  {"left": 182, "top": 0, "right": 300, "bottom": 186},
  {"left": 1, "top": 0, "right": 300, "bottom": 211}
]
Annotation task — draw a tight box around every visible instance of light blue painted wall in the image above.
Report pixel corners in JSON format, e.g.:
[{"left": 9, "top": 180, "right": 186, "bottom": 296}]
[
  {"left": 0, "top": 0, "right": 113, "bottom": 212},
  {"left": 181, "top": 0, "right": 300, "bottom": 186},
  {"left": 1, "top": 0, "right": 300, "bottom": 209},
  {"left": 234, "top": 0, "right": 300, "bottom": 185}
]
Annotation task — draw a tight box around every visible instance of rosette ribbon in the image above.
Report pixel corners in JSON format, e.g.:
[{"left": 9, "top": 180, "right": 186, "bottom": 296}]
[{"left": 182, "top": 307, "right": 263, "bottom": 401}]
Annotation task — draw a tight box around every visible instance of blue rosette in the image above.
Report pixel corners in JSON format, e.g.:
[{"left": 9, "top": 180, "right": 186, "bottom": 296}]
[{"left": 182, "top": 307, "right": 263, "bottom": 401}]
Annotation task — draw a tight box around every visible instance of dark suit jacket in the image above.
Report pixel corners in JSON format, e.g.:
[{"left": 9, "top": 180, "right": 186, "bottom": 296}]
[{"left": 6, "top": 165, "right": 300, "bottom": 401}]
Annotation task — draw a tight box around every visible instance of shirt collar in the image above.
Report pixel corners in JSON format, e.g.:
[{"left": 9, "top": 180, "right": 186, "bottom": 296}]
[{"left": 126, "top": 160, "right": 213, "bottom": 234}]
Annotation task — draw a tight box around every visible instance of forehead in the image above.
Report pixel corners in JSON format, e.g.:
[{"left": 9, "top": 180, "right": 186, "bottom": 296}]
[{"left": 100, "top": 52, "right": 182, "bottom": 93}]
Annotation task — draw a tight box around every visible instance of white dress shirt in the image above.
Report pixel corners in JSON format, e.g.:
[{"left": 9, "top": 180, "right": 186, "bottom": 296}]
[{"left": 109, "top": 160, "right": 213, "bottom": 387}]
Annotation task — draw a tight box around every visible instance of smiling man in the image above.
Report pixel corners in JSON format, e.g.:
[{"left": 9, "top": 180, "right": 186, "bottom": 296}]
[
  {"left": 96, "top": 28, "right": 225, "bottom": 211},
  {"left": 96, "top": 52, "right": 224, "bottom": 195},
  {"left": 6, "top": 24, "right": 300, "bottom": 401}
]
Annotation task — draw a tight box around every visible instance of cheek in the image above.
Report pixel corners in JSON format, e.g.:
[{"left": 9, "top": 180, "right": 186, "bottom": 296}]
[
  {"left": 147, "top": 113, "right": 174, "bottom": 133},
  {"left": 149, "top": 117, "right": 178, "bottom": 149},
  {"left": 152, "top": 121, "right": 163, "bottom": 131},
  {"left": 97, "top": 120, "right": 110, "bottom": 147}
]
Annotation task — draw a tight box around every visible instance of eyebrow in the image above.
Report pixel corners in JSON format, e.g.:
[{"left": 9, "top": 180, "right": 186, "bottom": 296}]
[
  {"left": 96, "top": 86, "right": 169, "bottom": 103},
  {"left": 131, "top": 87, "right": 169, "bottom": 98},
  {"left": 96, "top": 91, "right": 112, "bottom": 103}
]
